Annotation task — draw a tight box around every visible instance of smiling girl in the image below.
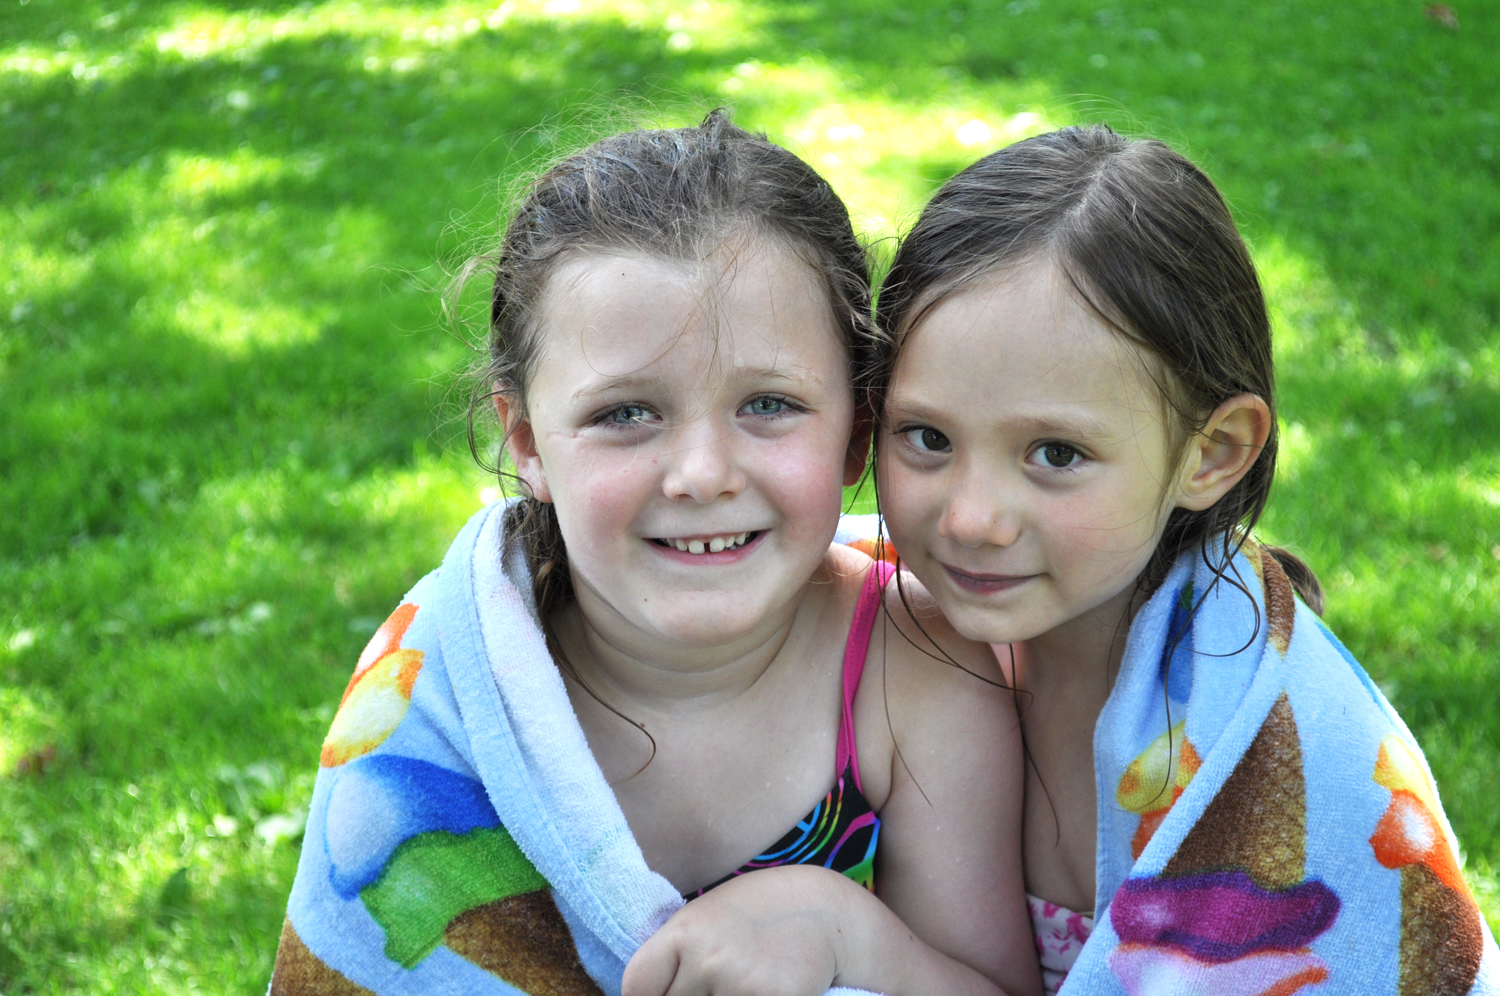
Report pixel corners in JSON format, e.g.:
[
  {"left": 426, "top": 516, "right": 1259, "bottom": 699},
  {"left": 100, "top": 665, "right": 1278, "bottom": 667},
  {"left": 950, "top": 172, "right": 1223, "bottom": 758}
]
[
  {"left": 869, "top": 125, "right": 1499, "bottom": 994},
  {"left": 272, "top": 112, "right": 1042, "bottom": 996},
  {"left": 632, "top": 125, "right": 1498, "bottom": 996}
]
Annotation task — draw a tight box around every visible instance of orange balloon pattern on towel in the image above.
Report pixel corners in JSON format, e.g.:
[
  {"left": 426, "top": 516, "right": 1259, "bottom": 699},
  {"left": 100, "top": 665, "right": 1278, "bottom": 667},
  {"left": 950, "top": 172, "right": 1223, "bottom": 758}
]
[
  {"left": 1368, "top": 734, "right": 1484, "bottom": 996},
  {"left": 321, "top": 604, "right": 424, "bottom": 768}
]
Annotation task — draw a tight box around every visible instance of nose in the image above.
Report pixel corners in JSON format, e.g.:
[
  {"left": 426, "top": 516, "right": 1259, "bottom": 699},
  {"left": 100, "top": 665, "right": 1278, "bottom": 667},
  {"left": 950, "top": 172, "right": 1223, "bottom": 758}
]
[
  {"left": 661, "top": 421, "right": 745, "bottom": 504},
  {"left": 939, "top": 462, "right": 1021, "bottom": 549}
]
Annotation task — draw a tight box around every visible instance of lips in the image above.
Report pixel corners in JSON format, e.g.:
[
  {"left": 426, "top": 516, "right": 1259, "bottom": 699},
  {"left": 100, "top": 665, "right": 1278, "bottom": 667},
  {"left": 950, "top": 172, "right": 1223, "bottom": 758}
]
[{"left": 942, "top": 563, "right": 1037, "bottom": 594}]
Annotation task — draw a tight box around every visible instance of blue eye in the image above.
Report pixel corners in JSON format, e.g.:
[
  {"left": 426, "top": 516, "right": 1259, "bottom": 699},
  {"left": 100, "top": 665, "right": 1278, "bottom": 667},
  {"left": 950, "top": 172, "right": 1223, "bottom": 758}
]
[
  {"left": 902, "top": 427, "right": 951, "bottom": 453},
  {"left": 1032, "top": 442, "right": 1082, "bottom": 468},
  {"left": 602, "top": 404, "right": 655, "bottom": 425},
  {"left": 741, "top": 395, "right": 793, "bottom": 417}
]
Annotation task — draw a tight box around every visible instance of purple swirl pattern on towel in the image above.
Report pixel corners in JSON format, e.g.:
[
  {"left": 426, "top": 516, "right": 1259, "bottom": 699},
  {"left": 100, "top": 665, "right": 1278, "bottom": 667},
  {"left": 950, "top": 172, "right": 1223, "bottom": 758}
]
[{"left": 1111, "top": 871, "right": 1340, "bottom": 963}]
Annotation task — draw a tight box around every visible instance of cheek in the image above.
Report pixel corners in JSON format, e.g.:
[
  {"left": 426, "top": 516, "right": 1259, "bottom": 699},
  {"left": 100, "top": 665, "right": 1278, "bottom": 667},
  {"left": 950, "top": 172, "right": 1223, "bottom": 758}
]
[
  {"left": 549, "top": 449, "right": 657, "bottom": 534},
  {"left": 763, "top": 437, "right": 848, "bottom": 526},
  {"left": 874, "top": 457, "right": 937, "bottom": 542},
  {"left": 1043, "top": 478, "right": 1169, "bottom": 582}
]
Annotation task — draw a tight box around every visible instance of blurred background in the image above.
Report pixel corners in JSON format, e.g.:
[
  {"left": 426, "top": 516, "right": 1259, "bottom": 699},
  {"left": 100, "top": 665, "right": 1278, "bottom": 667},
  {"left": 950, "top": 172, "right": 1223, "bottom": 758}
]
[{"left": 1, "top": 0, "right": 1496, "bottom": 990}]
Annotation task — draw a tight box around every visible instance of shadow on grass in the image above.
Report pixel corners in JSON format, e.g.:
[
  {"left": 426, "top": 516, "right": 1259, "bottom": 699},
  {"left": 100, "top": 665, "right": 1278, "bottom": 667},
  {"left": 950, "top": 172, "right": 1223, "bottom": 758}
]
[
  {"left": 2, "top": 0, "right": 1498, "bottom": 988},
  {"left": 0, "top": 9, "right": 752, "bottom": 989}
]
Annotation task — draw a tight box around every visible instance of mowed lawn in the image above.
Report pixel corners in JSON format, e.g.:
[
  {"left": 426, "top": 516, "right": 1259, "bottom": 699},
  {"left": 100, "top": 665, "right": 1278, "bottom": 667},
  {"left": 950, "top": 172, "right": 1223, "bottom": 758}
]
[{"left": 1, "top": 0, "right": 1496, "bottom": 990}]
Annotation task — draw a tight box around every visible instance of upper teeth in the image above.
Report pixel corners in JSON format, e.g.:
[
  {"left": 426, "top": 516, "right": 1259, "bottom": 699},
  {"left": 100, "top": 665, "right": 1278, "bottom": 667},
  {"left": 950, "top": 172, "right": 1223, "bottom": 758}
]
[{"left": 665, "top": 532, "right": 750, "bottom": 554}]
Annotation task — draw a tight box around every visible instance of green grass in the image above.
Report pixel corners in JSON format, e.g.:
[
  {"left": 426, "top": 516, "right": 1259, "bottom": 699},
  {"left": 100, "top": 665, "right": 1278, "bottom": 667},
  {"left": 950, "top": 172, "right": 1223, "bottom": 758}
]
[{"left": 1, "top": 0, "right": 1496, "bottom": 990}]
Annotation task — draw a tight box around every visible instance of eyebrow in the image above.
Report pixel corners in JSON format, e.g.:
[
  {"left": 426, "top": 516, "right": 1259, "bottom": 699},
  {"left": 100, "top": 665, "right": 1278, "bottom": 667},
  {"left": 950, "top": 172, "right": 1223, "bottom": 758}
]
[
  {"left": 884, "top": 395, "right": 1120, "bottom": 441},
  {"left": 568, "top": 366, "right": 820, "bottom": 404}
]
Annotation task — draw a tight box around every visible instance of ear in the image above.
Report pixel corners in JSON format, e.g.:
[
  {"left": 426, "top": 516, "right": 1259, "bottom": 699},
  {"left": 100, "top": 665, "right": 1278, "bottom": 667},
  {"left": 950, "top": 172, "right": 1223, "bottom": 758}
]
[
  {"left": 1175, "top": 393, "right": 1272, "bottom": 512},
  {"left": 493, "top": 392, "right": 552, "bottom": 503},
  {"left": 843, "top": 407, "right": 874, "bottom": 487}
]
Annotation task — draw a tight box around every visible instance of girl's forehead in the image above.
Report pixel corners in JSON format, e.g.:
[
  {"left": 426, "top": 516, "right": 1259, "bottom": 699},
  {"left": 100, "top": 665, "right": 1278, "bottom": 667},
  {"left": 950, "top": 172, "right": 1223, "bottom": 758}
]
[
  {"left": 531, "top": 246, "right": 844, "bottom": 386},
  {"left": 909, "top": 262, "right": 1126, "bottom": 365},
  {"left": 891, "top": 262, "right": 1167, "bottom": 426}
]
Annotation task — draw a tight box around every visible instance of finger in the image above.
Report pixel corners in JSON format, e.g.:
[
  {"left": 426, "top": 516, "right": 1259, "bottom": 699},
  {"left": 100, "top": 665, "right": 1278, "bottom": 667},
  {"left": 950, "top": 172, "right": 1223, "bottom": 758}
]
[{"left": 623, "top": 932, "right": 682, "bottom": 996}]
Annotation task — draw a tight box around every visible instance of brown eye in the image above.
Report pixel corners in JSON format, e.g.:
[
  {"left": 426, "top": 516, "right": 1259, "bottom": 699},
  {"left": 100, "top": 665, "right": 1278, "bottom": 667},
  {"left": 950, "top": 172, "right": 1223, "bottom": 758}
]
[
  {"left": 902, "top": 426, "right": 951, "bottom": 453},
  {"left": 1036, "top": 443, "right": 1081, "bottom": 468}
]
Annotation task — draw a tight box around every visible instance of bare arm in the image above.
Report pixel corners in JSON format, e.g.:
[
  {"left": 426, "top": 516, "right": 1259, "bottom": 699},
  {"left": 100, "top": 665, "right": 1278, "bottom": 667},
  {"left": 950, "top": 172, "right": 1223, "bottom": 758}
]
[
  {"left": 622, "top": 863, "right": 1010, "bottom": 996},
  {"left": 861, "top": 578, "right": 1041, "bottom": 996}
]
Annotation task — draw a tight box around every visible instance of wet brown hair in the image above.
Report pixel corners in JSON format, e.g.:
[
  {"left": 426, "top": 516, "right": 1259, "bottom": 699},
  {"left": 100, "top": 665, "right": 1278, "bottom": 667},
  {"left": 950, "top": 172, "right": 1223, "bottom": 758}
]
[
  {"left": 464, "top": 109, "right": 874, "bottom": 620},
  {"left": 871, "top": 124, "right": 1322, "bottom": 612}
]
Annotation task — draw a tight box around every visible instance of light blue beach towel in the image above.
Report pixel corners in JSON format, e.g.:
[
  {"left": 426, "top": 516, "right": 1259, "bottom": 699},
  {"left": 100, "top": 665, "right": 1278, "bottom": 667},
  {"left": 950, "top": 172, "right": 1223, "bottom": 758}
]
[
  {"left": 270, "top": 501, "right": 876, "bottom": 996},
  {"left": 1058, "top": 538, "right": 1499, "bottom": 995}
]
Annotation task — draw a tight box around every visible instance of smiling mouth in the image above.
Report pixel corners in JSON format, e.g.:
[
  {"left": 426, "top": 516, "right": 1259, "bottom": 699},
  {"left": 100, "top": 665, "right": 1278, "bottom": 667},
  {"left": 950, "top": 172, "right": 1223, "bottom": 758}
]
[
  {"left": 942, "top": 564, "right": 1038, "bottom": 593},
  {"left": 650, "top": 531, "right": 759, "bottom": 555}
]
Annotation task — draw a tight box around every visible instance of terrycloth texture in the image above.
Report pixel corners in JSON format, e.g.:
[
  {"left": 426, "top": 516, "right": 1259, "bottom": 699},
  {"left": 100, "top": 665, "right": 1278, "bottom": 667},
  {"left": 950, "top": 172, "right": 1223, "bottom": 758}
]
[
  {"left": 270, "top": 500, "right": 878, "bottom": 996},
  {"left": 1061, "top": 540, "right": 1500, "bottom": 996},
  {"left": 835, "top": 516, "right": 1498, "bottom": 995}
]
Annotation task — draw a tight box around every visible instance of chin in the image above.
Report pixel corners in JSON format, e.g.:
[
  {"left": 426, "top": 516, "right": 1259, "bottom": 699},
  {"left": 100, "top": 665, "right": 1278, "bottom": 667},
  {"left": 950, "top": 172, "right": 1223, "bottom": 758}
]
[
  {"left": 645, "top": 604, "right": 763, "bottom": 646},
  {"left": 943, "top": 601, "right": 1045, "bottom": 647}
]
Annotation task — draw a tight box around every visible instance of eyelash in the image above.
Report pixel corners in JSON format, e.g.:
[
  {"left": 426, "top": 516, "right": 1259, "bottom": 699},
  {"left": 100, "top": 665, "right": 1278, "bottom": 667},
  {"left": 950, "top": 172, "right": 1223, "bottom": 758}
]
[
  {"left": 893, "top": 428, "right": 1089, "bottom": 474},
  {"left": 1028, "top": 441, "right": 1086, "bottom": 470},
  {"left": 593, "top": 395, "right": 805, "bottom": 427},
  {"left": 896, "top": 425, "right": 951, "bottom": 454},
  {"left": 740, "top": 394, "right": 805, "bottom": 419},
  {"left": 595, "top": 403, "right": 659, "bottom": 427}
]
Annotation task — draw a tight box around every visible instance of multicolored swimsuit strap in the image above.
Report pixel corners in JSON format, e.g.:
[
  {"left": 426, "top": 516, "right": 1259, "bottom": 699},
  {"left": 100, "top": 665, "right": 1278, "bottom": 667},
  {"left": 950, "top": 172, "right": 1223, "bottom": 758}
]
[{"left": 686, "top": 559, "right": 893, "bottom": 899}]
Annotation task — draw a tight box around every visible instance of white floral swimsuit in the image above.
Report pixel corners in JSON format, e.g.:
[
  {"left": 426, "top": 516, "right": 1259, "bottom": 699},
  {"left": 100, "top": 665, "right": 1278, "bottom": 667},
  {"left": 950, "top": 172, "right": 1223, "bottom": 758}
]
[{"left": 1027, "top": 894, "right": 1094, "bottom": 995}]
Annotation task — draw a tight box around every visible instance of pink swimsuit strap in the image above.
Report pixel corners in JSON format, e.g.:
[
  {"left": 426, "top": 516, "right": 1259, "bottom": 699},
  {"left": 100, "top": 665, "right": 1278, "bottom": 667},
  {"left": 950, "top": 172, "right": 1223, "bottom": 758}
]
[{"left": 835, "top": 559, "right": 895, "bottom": 794}]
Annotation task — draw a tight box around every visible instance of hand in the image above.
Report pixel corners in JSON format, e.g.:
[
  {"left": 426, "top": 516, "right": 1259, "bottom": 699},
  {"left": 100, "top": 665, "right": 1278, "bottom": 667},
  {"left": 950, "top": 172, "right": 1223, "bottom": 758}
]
[{"left": 623, "top": 867, "right": 849, "bottom": 996}]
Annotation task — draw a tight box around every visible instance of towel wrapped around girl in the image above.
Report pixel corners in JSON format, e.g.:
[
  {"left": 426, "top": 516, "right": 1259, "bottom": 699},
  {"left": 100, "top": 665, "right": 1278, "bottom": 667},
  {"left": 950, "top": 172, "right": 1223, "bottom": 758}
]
[
  {"left": 826, "top": 500, "right": 1499, "bottom": 995},
  {"left": 1044, "top": 538, "right": 1497, "bottom": 995},
  {"left": 269, "top": 501, "right": 879, "bottom": 996}
]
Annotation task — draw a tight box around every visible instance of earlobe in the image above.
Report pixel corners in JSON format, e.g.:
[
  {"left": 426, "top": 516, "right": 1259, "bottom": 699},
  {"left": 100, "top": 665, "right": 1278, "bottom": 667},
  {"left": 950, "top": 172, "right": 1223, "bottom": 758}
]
[
  {"left": 1176, "top": 393, "right": 1272, "bottom": 512},
  {"left": 494, "top": 393, "right": 552, "bottom": 503}
]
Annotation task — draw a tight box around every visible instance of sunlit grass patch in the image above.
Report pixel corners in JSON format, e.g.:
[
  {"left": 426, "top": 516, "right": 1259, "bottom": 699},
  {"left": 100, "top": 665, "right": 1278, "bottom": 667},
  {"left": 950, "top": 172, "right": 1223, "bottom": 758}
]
[
  {"left": 151, "top": 2, "right": 501, "bottom": 63},
  {"left": 159, "top": 147, "right": 327, "bottom": 205},
  {"left": 753, "top": 67, "right": 1057, "bottom": 239},
  {"left": 2, "top": 0, "right": 1497, "bottom": 989},
  {"left": 162, "top": 291, "right": 323, "bottom": 354},
  {"left": 0, "top": 685, "right": 65, "bottom": 777},
  {"left": 140, "top": 0, "right": 766, "bottom": 68},
  {"left": 0, "top": 44, "right": 138, "bottom": 85}
]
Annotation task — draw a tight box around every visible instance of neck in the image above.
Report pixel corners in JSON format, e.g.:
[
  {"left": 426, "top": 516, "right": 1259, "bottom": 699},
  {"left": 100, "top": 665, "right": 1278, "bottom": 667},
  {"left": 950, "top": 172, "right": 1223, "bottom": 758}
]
[{"left": 1020, "top": 580, "right": 1144, "bottom": 707}]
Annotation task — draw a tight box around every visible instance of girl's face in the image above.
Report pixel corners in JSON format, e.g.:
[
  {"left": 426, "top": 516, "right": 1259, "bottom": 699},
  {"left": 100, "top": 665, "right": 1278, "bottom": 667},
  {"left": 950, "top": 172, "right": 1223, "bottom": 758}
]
[
  {"left": 877, "top": 262, "right": 1186, "bottom": 647},
  {"left": 505, "top": 243, "right": 862, "bottom": 650}
]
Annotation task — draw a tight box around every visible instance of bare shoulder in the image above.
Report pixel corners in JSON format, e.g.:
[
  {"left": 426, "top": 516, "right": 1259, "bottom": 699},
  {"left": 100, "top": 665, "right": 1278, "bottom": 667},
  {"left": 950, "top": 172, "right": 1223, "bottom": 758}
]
[
  {"left": 824, "top": 539, "right": 875, "bottom": 583},
  {"left": 817, "top": 541, "right": 877, "bottom": 621},
  {"left": 853, "top": 568, "right": 1020, "bottom": 809}
]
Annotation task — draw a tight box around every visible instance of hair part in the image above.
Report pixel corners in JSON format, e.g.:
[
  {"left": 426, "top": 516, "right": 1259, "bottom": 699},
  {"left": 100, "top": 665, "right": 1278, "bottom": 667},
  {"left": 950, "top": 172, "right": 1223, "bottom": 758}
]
[{"left": 872, "top": 124, "right": 1322, "bottom": 609}]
